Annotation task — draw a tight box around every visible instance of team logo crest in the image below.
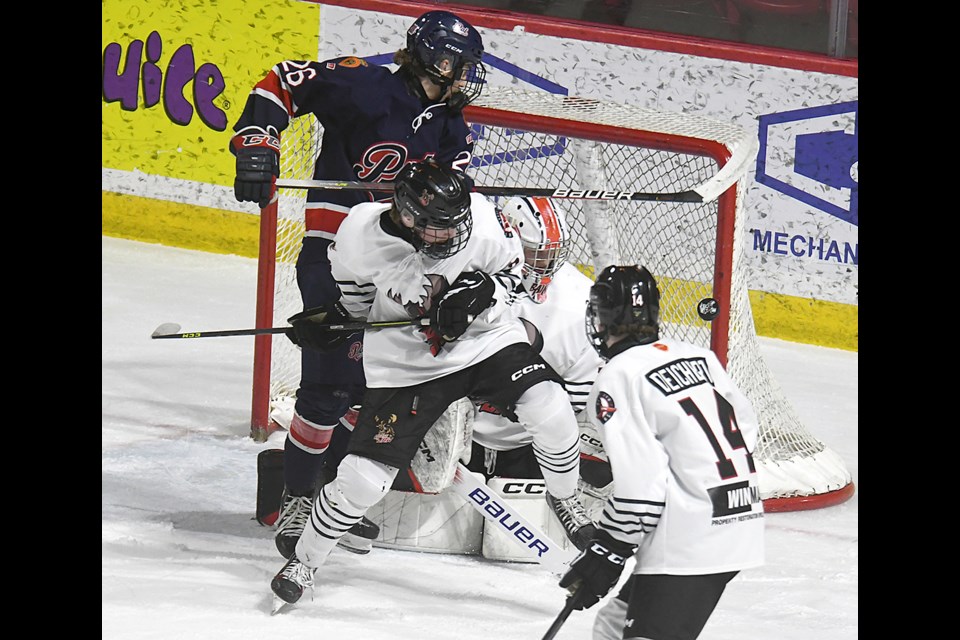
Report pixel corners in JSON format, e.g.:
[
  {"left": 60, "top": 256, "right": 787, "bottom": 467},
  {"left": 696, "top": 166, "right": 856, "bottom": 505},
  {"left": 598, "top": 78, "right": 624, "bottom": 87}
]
[
  {"left": 347, "top": 340, "right": 363, "bottom": 361},
  {"left": 451, "top": 20, "right": 469, "bottom": 37},
  {"left": 373, "top": 414, "right": 397, "bottom": 443},
  {"left": 595, "top": 392, "right": 617, "bottom": 424},
  {"left": 337, "top": 56, "right": 367, "bottom": 68},
  {"left": 419, "top": 189, "right": 434, "bottom": 207}
]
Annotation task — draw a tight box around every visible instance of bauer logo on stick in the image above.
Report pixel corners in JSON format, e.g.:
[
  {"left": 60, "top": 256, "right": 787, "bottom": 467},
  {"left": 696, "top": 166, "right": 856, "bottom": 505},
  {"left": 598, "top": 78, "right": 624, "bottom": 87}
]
[{"left": 698, "top": 297, "right": 720, "bottom": 321}]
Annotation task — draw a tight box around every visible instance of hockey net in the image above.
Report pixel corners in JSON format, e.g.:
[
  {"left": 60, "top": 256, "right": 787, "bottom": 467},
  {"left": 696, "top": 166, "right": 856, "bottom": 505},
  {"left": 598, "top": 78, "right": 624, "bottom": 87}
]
[{"left": 250, "top": 87, "right": 854, "bottom": 512}]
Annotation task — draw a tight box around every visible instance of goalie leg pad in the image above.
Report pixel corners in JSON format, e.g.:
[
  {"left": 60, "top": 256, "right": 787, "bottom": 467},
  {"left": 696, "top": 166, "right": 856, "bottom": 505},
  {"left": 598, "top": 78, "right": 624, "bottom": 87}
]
[
  {"left": 409, "top": 397, "right": 474, "bottom": 493},
  {"left": 477, "top": 476, "right": 579, "bottom": 566},
  {"left": 366, "top": 485, "right": 484, "bottom": 555},
  {"left": 256, "top": 449, "right": 285, "bottom": 526}
]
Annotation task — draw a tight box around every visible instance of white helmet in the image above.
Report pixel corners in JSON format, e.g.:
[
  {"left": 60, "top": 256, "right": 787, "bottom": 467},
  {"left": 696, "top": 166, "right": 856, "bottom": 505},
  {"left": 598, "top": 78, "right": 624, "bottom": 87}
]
[{"left": 501, "top": 196, "right": 571, "bottom": 303}]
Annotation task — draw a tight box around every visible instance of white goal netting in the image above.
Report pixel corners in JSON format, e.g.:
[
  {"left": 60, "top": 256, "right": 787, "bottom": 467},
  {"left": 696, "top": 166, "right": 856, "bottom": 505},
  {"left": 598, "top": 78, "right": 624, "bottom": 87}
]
[{"left": 252, "top": 87, "right": 853, "bottom": 511}]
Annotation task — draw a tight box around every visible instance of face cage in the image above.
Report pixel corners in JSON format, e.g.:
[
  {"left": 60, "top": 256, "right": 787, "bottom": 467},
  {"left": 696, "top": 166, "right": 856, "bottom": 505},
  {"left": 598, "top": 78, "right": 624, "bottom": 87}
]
[
  {"left": 414, "top": 214, "right": 474, "bottom": 259},
  {"left": 584, "top": 300, "right": 610, "bottom": 359},
  {"left": 456, "top": 61, "right": 486, "bottom": 107},
  {"left": 521, "top": 239, "right": 569, "bottom": 303},
  {"left": 431, "top": 59, "right": 486, "bottom": 111}
]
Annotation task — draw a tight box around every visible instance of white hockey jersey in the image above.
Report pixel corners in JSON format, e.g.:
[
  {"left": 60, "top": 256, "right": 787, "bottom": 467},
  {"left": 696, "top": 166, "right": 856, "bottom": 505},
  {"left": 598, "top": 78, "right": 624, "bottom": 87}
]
[
  {"left": 329, "top": 192, "right": 528, "bottom": 388},
  {"left": 589, "top": 338, "right": 765, "bottom": 575},
  {"left": 472, "top": 262, "right": 604, "bottom": 451}
]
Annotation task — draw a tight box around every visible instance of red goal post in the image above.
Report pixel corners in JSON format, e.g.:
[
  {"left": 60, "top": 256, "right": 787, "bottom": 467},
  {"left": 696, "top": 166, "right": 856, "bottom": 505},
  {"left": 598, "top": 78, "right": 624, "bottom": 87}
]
[{"left": 250, "top": 87, "right": 854, "bottom": 512}]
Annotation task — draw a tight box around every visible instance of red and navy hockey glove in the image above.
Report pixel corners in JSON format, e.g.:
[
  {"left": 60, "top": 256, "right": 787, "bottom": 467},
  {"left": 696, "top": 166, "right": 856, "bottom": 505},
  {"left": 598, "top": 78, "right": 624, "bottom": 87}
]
[
  {"left": 230, "top": 126, "right": 280, "bottom": 208},
  {"left": 558, "top": 529, "right": 637, "bottom": 610},
  {"left": 285, "top": 301, "right": 360, "bottom": 353},
  {"left": 430, "top": 271, "right": 496, "bottom": 341}
]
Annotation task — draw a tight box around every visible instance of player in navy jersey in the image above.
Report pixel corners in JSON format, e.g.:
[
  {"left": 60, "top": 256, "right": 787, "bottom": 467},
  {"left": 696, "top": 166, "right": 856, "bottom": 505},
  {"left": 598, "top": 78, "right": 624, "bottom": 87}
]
[{"left": 229, "top": 10, "right": 487, "bottom": 560}]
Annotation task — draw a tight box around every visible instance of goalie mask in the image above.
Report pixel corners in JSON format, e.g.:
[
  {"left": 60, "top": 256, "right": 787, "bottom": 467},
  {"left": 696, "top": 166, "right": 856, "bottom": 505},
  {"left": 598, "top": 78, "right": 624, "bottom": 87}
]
[
  {"left": 394, "top": 159, "right": 473, "bottom": 259},
  {"left": 501, "top": 196, "right": 571, "bottom": 303},
  {"left": 586, "top": 265, "right": 661, "bottom": 360},
  {"left": 406, "top": 10, "right": 486, "bottom": 111}
]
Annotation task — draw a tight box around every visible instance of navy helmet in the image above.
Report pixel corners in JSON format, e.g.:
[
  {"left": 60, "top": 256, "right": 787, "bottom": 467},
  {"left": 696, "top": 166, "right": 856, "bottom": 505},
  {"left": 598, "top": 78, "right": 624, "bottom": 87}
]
[{"left": 406, "top": 10, "right": 486, "bottom": 110}]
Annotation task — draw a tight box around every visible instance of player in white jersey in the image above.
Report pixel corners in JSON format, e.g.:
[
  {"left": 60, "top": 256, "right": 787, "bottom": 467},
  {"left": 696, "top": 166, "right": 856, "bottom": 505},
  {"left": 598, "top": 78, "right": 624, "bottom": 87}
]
[
  {"left": 558, "top": 265, "right": 765, "bottom": 640},
  {"left": 469, "top": 197, "right": 608, "bottom": 500},
  {"left": 270, "top": 160, "right": 595, "bottom": 606}
]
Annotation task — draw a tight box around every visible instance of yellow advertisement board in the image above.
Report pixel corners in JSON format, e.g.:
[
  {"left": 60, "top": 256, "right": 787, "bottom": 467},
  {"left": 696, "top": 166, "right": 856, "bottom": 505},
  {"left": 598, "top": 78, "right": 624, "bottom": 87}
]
[
  {"left": 102, "top": 0, "right": 318, "bottom": 184},
  {"left": 102, "top": 0, "right": 318, "bottom": 254}
]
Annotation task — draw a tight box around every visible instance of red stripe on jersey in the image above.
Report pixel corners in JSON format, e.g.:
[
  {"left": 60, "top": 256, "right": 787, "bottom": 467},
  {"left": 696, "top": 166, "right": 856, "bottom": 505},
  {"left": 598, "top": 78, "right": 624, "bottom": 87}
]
[
  {"left": 339, "top": 406, "right": 360, "bottom": 432},
  {"left": 305, "top": 208, "right": 348, "bottom": 235},
  {"left": 289, "top": 413, "right": 334, "bottom": 452},
  {"left": 254, "top": 69, "right": 294, "bottom": 116}
]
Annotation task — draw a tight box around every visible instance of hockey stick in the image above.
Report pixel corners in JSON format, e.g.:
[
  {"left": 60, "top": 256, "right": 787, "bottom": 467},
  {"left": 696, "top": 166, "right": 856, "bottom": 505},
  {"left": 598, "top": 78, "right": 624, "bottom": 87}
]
[
  {"left": 275, "top": 178, "right": 704, "bottom": 203},
  {"left": 541, "top": 587, "right": 587, "bottom": 640},
  {"left": 151, "top": 318, "right": 428, "bottom": 339},
  {"left": 449, "top": 463, "right": 578, "bottom": 573}
]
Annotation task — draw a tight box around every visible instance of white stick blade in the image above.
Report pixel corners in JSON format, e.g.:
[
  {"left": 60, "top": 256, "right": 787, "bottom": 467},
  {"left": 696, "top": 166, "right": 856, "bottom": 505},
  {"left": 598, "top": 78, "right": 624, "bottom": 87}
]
[{"left": 152, "top": 323, "right": 182, "bottom": 338}]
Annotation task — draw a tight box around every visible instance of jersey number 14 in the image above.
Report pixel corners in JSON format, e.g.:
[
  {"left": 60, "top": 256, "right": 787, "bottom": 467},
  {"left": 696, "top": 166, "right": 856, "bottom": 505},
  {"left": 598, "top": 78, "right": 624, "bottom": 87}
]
[{"left": 680, "top": 390, "right": 756, "bottom": 481}]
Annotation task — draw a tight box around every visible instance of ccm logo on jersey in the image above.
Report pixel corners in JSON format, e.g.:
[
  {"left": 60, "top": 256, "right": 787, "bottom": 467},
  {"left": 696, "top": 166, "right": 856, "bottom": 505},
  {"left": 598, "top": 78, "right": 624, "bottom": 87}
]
[
  {"left": 467, "top": 488, "right": 550, "bottom": 557},
  {"left": 511, "top": 363, "right": 546, "bottom": 381}
]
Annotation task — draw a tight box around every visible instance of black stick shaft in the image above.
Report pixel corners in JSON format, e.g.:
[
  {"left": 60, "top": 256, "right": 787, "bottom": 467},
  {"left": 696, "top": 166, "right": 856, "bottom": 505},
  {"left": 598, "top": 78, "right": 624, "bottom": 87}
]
[
  {"left": 275, "top": 178, "right": 702, "bottom": 203},
  {"left": 541, "top": 590, "right": 583, "bottom": 640},
  {"left": 152, "top": 327, "right": 288, "bottom": 339},
  {"left": 151, "top": 319, "right": 425, "bottom": 339}
]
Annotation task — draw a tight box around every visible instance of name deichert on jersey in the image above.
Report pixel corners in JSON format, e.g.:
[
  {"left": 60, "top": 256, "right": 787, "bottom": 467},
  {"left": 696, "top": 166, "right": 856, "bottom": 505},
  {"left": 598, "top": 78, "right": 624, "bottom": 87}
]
[
  {"left": 330, "top": 193, "right": 526, "bottom": 388},
  {"left": 589, "top": 337, "right": 765, "bottom": 575}
]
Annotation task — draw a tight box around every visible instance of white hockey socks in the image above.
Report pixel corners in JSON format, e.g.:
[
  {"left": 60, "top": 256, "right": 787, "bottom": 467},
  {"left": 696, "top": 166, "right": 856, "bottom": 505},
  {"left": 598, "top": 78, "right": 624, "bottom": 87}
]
[
  {"left": 514, "top": 381, "right": 581, "bottom": 499},
  {"left": 296, "top": 454, "right": 398, "bottom": 568}
]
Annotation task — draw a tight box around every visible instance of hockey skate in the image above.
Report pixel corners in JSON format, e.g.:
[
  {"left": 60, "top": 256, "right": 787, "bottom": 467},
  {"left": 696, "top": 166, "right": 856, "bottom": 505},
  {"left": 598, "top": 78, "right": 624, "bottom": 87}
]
[
  {"left": 546, "top": 492, "right": 597, "bottom": 551},
  {"left": 271, "top": 552, "right": 315, "bottom": 606},
  {"left": 337, "top": 516, "right": 380, "bottom": 555},
  {"left": 275, "top": 493, "right": 313, "bottom": 559}
]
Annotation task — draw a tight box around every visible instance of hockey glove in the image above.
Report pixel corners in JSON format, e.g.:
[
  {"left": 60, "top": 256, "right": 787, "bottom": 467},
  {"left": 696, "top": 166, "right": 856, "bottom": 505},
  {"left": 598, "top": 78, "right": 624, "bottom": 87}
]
[
  {"left": 230, "top": 126, "right": 280, "bottom": 208},
  {"left": 285, "top": 301, "right": 360, "bottom": 353},
  {"left": 558, "top": 529, "right": 637, "bottom": 610},
  {"left": 430, "top": 271, "right": 496, "bottom": 342}
]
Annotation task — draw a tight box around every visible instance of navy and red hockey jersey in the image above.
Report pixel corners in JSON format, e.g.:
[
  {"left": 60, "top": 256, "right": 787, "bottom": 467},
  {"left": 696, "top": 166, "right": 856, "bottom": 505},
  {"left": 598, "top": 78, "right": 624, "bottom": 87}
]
[{"left": 232, "top": 57, "right": 475, "bottom": 239}]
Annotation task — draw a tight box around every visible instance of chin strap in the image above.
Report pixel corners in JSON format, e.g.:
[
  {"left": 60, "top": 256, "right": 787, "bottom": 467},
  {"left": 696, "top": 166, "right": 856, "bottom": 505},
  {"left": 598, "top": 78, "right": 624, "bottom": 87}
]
[
  {"left": 400, "top": 64, "right": 462, "bottom": 112},
  {"left": 399, "top": 65, "right": 431, "bottom": 103}
]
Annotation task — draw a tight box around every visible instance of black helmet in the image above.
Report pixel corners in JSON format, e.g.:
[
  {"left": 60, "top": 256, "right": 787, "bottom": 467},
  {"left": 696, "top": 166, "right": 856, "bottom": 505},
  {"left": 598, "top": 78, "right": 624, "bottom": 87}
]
[
  {"left": 394, "top": 159, "right": 473, "bottom": 259},
  {"left": 586, "top": 265, "right": 660, "bottom": 359},
  {"left": 406, "top": 10, "right": 486, "bottom": 111}
]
